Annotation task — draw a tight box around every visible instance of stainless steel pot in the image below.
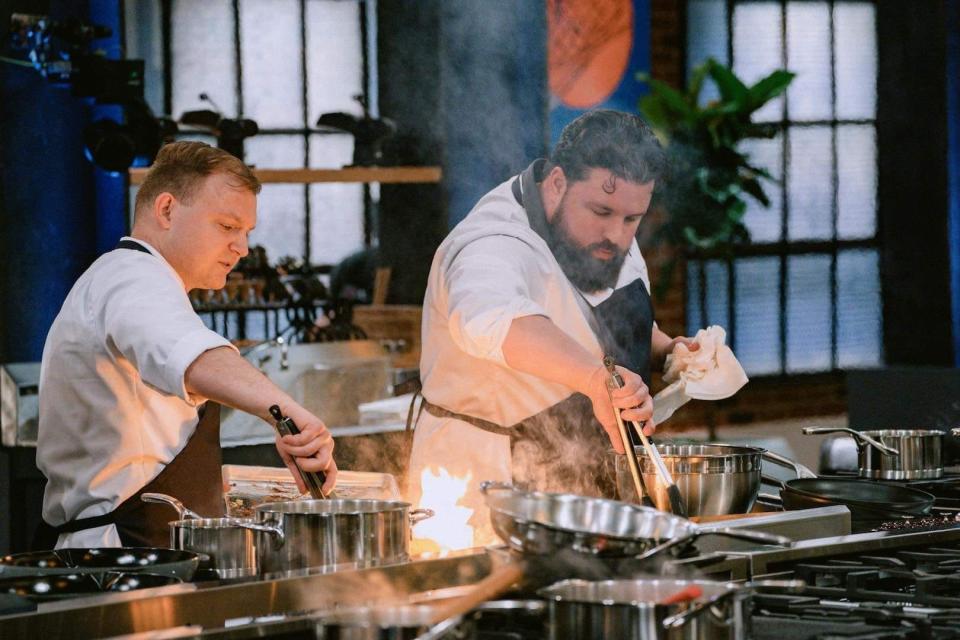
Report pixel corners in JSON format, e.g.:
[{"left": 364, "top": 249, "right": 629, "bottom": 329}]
[
  {"left": 539, "top": 578, "right": 750, "bottom": 640},
  {"left": 316, "top": 604, "right": 447, "bottom": 640},
  {"left": 614, "top": 444, "right": 816, "bottom": 517},
  {"left": 802, "top": 427, "right": 960, "bottom": 480},
  {"left": 240, "top": 499, "right": 434, "bottom": 577},
  {"left": 142, "top": 492, "right": 258, "bottom": 578}
]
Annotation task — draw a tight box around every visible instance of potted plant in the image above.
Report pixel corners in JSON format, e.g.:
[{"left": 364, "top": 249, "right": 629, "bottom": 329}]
[{"left": 638, "top": 58, "right": 795, "bottom": 298}]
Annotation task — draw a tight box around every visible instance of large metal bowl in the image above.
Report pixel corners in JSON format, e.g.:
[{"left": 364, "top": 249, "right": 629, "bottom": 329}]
[{"left": 614, "top": 444, "right": 815, "bottom": 517}]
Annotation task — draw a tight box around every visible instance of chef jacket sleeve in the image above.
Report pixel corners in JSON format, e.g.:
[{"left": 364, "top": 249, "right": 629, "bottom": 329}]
[
  {"left": 96, "top": 263, "right": 236, "bottom": 404},
  {"left": 444, "top": 235, "right": 549, "bottom": 365}
]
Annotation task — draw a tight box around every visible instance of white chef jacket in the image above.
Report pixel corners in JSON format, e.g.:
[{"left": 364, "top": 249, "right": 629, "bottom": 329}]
[
  {"left": 37, "top": 237, "right": 235, "bottom": 548},
  {"left": 407, "top": 173, "right": 651, "bottom": 548}
]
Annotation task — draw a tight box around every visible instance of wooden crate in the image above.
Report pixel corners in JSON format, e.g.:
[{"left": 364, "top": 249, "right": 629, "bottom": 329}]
[{"left": 352, "top": 305, "right": 422, "bottom": 369}]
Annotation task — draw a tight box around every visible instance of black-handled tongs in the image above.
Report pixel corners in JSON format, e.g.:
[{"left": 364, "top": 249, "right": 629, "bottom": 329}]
[{"left": 269, "top": 404, "right": 327, "bottom": 499}]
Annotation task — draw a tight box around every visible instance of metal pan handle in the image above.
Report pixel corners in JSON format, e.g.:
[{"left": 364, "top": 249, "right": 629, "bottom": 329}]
[
  {"left": 237, "top": 519, "right": 285, "bottom": 547},
  {"left": 409, "top": 508, "right": 435, "bottom": 525},
  {"left": 802, "top": 426, "right": 899, "bottom": 456},
  {"left": 141, "top": 493, "right": 203, "bottom": 520},
  {"left": 662, "top": 579, "right": 805, "bottom": 630},
  {"left": 479, "top": 481, "right": 515, "bottom": 495},
  {"left": 633, "top": 527, "right": 792, "bottom": 563},
  {"left": 761, "top": 450, "right": 817, "bottom": 479}
]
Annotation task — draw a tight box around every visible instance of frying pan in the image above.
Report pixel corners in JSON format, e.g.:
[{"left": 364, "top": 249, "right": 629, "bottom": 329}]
[
  {"left": 0, "top": 548, "right": 204, "bottom": 581},
  {"left": 480, "top": 482, "right": 791, "bottom": 562},
  {"left": 767, "top": 478, "right": 935, "bottom": 521}
]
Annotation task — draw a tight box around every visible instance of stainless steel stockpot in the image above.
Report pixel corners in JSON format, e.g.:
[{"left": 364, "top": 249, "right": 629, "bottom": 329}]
[
  {"left": 539, "top": 578, "right": 750, "bottom": 640},
  {"left": 803, "top": 427, "right": 960, "bottom": 480},
  {"left": 241, "top": 499, "right": 434, "bottom": 577},
  {"left": 614, "top": 444, "right": 816, "bottom": 517}
]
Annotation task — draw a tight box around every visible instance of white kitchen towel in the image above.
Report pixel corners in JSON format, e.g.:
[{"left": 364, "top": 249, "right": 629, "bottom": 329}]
[{"left": 653, "top": 325, "right": 748, "bottom": 424}]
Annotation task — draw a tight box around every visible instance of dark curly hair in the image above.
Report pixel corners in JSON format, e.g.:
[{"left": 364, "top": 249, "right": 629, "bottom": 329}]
[{"left": 550, "top": 110, "right": 668, "bottom": 187}]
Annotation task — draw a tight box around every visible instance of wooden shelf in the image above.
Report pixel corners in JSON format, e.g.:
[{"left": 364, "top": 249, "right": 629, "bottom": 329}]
[{"left": 128, "top": 166, "right": 442, "bottom": 185}]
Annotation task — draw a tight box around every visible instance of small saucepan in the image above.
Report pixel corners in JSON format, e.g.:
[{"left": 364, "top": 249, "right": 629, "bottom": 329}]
[
  {"left": 142, "top": 493, "right": 258, "bottom": 578},
  {"left": 803, "top": 427, "right": 960, "bottom": 480}
]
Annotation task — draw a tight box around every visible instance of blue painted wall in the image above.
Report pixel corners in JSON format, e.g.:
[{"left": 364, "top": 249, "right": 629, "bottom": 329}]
[
  {"left": 0, "top": 0, "right": 125, "bottom": 363},
  {"left": 949, "top": 0, "right": 960, "bottom": 366}
]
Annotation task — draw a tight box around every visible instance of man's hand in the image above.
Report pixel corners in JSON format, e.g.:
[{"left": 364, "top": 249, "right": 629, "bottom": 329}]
[
  {"left": 652, "top": 326, "right": 700, "bottom": 372},
  {"left": 580, "top": 365, "right": 655, "bottom": 454},
  {"left": 273, "top": 402, "right": 337, "bottom": 495}
]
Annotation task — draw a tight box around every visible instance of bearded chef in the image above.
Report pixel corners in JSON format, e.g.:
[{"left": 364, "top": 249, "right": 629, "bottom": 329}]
[
  {"left": 407, "top": 110, "right": 696, "bottom": 546},
  {"left": 35, "top": 141, "right": 337, "bottom": 549}
]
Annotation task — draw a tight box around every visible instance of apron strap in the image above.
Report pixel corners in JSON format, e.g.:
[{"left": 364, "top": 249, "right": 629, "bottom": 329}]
[
  {"left": 116, "top": 239, "right": 152, "bottom": 254},
  {"left": 419, "top": 397, "right": 514, "bottom": 437}
]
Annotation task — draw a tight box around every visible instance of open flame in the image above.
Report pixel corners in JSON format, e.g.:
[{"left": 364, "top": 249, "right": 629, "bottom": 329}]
[{"left": 410, "top": 466, "right": 474, "bottom": 555}]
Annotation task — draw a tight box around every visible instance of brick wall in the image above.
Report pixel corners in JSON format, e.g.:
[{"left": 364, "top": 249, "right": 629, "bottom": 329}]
[{"left": 644, "top": 1, "right": 847, "bottom": 431}]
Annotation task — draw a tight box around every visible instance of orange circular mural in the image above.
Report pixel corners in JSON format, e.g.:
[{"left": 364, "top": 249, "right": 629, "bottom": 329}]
[{"left": 548, "top": 0, "right": 634, "bottom": 109}]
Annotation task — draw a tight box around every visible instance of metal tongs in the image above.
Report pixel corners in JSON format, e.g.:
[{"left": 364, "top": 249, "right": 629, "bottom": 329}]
[
  {"left": 604, "top": 357, "right": 687, "bottom": 518},
  {"left": 269, "top": 404, "right": 327, "bottom": 499}
]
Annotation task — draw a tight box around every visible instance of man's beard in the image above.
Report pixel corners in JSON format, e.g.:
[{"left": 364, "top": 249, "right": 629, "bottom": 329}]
[{"left": 546, "top": 201, "right": 627, "bottom": 292}]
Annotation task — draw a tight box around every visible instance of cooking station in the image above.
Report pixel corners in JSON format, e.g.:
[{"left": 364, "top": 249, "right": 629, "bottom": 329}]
[{"left": 4, "top": 505, "right": 960, "bottom": 639}]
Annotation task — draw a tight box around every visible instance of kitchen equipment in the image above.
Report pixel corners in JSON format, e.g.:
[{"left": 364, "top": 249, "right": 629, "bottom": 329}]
[
  {"left": 142, "top": 492, "right": 258, "bottom": 578},
  {"left": 240, "top": 498, "right": 434, "bottom": 576},
  {"left": 803, "top": 426, "right": 960, "bottom": 480},
  {"left": 0, "top": 362, "right": 40, "bottom": 446},
  {"left": 604, "top": 357, "right": 649, "bottom": 508},
  {"left": 775, "top": 477, "right": 935, "bottom": 521},
  {"left": 538, "top": 578, "right": 752, "bottom": 640},
  {"left": 480, "top": 482, "right": 791, "bottom": 562},
  {"left": 605, "top": 357, "right": 686, "bottom": 517},
  {"left": 0, "top": 572, "right": 181, "bottom": 602},
  {"left": 269, "top": 404, "right": 327, "bottom": 498},
  {"left": 0, "top": 548, "right": 203, "bottom": 581},
  {"left": 616, "top": 444, "right": 816, "bottom": 517},
  {"left": 316, "top": 604, "right": 445, "bottom": 640}
]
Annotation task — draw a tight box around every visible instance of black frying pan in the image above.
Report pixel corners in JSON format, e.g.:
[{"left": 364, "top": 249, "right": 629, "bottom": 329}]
[{"left": 778, "top": 478, "right": 934, "bottom": 520}]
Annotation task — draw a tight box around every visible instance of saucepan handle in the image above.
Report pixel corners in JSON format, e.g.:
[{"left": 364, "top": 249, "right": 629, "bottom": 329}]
[
  {"left": 801, "top": 426, "right": 899, "bottom": 457},
  {"left": 237, "top": 519, "right": 285, "bottom": 546},
  {"left": 409, "top": 508, "right": 435, "bottom": 525},
  {"left": 662, "top": 579, "right": 805, "bottom": 630},
  {"left": 479, "top": 480, "right": 514, "bottom": 495},
  {"left": 141, "top": 492, "right": 202, "bottom": 520}
]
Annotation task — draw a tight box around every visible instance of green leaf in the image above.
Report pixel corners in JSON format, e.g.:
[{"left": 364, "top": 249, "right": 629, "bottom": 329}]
[
  {"left": 740, "top": 176, "right": 771, "bottom": 207},
  {"left": 747, "top": 70, "right": 796, "bottom": 111},
  {"left": 643, "top": 77, "right": 695, "bottom": 120},
  {"left": 707, "top": 59, "right": 748, "bottom": 105},
  {"left": 687, "top": 61, "right": 710, "bottom": 106}
]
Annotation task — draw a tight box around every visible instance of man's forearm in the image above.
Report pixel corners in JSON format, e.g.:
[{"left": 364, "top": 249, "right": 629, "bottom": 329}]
[
  {"left": 501, "top": 315, "right": 602, "bottom": 393},
  {"left": 184, "top": 346, "right": 291, "bottom": 420}
]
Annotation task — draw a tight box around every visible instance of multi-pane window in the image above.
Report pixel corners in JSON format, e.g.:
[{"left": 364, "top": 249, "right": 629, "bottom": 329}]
[
  {"left": 685, "top": 0, "right": 882, "bottom": 375},
  {"left": 124, "top": 0, "right": 372, "bottom": 268}
]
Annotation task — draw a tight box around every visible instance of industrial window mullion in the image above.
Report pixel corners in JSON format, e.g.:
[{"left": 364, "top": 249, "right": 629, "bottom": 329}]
[
  {"left": 828, "top": 0, "right": 840, "bottom": 370},
  {"left": 160, "top": 0, "right": 173, "bottom": 117},
  {"left": 232, "top": 0, "right": 243, "bottom": 119},
  {"left": 300, "top": 0, "right": 311, "bottom": 264},
  {"left": 359, "top": 0, "right": 373, "bottom": 248},
  {"left": 778, "top": 0, "right": 789, "bottom": 375}
]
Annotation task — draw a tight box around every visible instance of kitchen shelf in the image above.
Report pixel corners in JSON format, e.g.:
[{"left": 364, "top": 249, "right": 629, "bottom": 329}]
[{"left": 128, "top": 166, "right": 442, "bottom": 185}]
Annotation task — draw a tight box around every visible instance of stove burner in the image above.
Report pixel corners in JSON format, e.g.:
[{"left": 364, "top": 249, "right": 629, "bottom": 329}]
[{"left": 751, "top": 538, "right": 960, "bottom": 639}]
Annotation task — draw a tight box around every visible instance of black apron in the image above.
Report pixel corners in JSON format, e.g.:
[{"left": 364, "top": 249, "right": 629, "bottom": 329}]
[
  {"left": 32, "top": 239, "right": 225, "bottom": 550},
  {"left": 418, "top": 161, "right": 654, "bottom": 498}
]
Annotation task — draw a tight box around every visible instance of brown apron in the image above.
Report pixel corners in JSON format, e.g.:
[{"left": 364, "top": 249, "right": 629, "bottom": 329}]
[
  {"left": 33, "top": 238, "right": 225, "bottom": 550},
  {"left": 33, "top": 402, "right": 224, "bottom": 550}
]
